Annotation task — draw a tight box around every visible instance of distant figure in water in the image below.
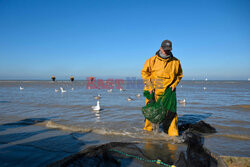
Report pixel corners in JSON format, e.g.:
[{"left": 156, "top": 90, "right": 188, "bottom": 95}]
[
  {"left": 51, "top": 75, "right": 56, "bottom": 82},
  {"left": 141, "top": 39, "right": 183, "bottom": 136},
  {"left": 89, "top": 77, "right": 95, "bottom": 82},
  {"left": 70, "top": 76, "right": 74, "bottom": 82}
]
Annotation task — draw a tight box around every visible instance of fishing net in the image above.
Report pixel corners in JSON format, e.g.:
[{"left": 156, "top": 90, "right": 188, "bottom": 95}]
[
  {"left": 48, "top": 129, "right": 226, "bottom": 167},
  {"left": 142, "top": 88, "right": 176, "bottom": 124}
]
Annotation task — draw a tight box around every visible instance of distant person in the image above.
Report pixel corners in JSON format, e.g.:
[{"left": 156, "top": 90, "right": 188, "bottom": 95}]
[{"left": 141, "top": 40, "right": 183, "bottom": 136}]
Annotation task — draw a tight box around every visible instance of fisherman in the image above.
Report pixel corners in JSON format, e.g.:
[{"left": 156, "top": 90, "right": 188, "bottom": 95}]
[
  {"left": 70, "top": 76, "right": 74, "bottom": 82},
  {"left": 141, "top": 40, "right": 183, "bottom": 136},
  {"left": 51, "top": 75, "right": 56, "bottom": 81}
]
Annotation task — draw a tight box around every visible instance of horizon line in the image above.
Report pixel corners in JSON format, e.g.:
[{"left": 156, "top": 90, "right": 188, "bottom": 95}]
[{"left": 0, "top": 79, "right": 249, "bottom": 81}]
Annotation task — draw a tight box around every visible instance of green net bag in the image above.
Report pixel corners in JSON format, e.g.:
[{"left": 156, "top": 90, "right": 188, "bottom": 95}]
[{"left": 142, "top": 88, "right": 177, "bottom": 124}]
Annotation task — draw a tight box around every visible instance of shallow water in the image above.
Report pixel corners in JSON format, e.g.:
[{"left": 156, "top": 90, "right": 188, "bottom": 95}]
[{"left": 0, "top": 80, "right": 249, "bottom": 165}]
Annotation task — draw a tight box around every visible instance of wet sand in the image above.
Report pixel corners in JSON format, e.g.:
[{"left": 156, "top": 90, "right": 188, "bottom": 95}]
[{"left": 220, "top": 156, "right": 250, "bottom": 167}]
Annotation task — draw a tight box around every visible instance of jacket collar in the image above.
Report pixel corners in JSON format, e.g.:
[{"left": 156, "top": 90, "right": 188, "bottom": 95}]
[{"left": 155, "top": 50, "right": 173, "bottom": 61}]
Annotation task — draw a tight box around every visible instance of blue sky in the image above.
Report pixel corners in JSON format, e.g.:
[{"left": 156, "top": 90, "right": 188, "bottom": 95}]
[{"left": 0, "top": 0, "right": 249, "bottom": 80}]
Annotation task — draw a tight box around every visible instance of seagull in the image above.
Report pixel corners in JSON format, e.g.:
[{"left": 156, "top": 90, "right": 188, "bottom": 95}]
[
  {"left": 94, "top": 94, "right": 101, "bottom": 100},
  {"left": 127, "top": 97, "right": 134, "bottom": 101},
  {"left": 55, "top": 89, "right": 59, "bottom": 92},
  {"left": 92, "top": 100, "right": 101, "bottom": 111},
  {"left": 178, "top": 99, "right": 186, "bottom": 104},
  {"left": 180, "top": 85, "right": 183, "bottom": 88},
  {"left": 136, "top": 93, "right": 141, "bottom": 98},
  {"left": 203, "top": 87, "right": 207, "bottom": 90},
  {"left": 107, "top": 89, "right": 112, "bottom": 93},
  {"left": 20, "top": 86, "right": 24, "bottom": 90},
  {"left": 60, "top": 87, "right": 67, "bottom": 93},
  {"left": 120, "top": 88, "right": 125, "bottom": 92}
]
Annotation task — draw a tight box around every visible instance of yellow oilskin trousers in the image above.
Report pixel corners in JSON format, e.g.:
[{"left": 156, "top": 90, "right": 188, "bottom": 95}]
[{"left": 143, "top": 93, "right": 179, "bottom": 136}]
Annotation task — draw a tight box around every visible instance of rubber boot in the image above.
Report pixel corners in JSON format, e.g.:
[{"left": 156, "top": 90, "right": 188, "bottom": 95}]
[
  {"left": 144, "top": 98, "right": 153, "bottom": 131},
  {"left": 168, "top": 115, "right": 179, "bottom": 136},
  {"left": 144, "top": 119, "right": 153, "bottom": 131}
]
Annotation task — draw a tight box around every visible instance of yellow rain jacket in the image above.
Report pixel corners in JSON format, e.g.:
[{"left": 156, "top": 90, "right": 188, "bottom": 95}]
[{"left": 141, "top": 51, "right": 183, "bottom": 136}]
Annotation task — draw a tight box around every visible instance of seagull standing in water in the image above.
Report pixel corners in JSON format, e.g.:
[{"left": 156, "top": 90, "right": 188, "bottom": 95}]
[
  {"left": 127, "top": 97, "right": 134, "bottom": 101},
  {"left": 120, "top": 88, "right": 126, "bottom": 92},
  {"left": 60, "top": 87, "right": 67, "bottom": 93},
  {"left": 178, "top": 99, "right": 186, "bottom": 104},
  {"left": 55, "top": 89, "right": 59, "bottom": 92},
  {"left": 107, "top": 89, "right": 112, "bottom": 93},
  {"left": 20, "top": 86, "right": 24, "bottom": 90},
  {"left": 92, "top": 100, "right": 101, "bottom": 111},
  {"left": 136, "top": 93, "right": 141, "bottom": 98}
]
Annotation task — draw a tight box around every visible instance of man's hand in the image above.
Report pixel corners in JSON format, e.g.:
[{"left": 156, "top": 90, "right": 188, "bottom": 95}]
[{"left": 171, "top": 87, "right": 175, "bottom": 91}]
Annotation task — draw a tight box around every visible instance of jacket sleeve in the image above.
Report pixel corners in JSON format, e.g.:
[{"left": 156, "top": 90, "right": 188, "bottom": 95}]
[
  {"left": 171, "top": 61, "right": 183, "bottom": 89},
  {"left": 141, "top": 59, "right": 153, "bottom": 90}
]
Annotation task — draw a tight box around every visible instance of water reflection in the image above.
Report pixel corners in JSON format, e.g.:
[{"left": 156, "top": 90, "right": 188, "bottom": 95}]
[
  {"left": 143, "top": 141, "right": 178, "bottom": 164},
  {"left": 92, "top": 110, "right": 101, "bottom": 122},
  {"left": 179, "top": 103, "right": 186, "bottom": 107}
]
